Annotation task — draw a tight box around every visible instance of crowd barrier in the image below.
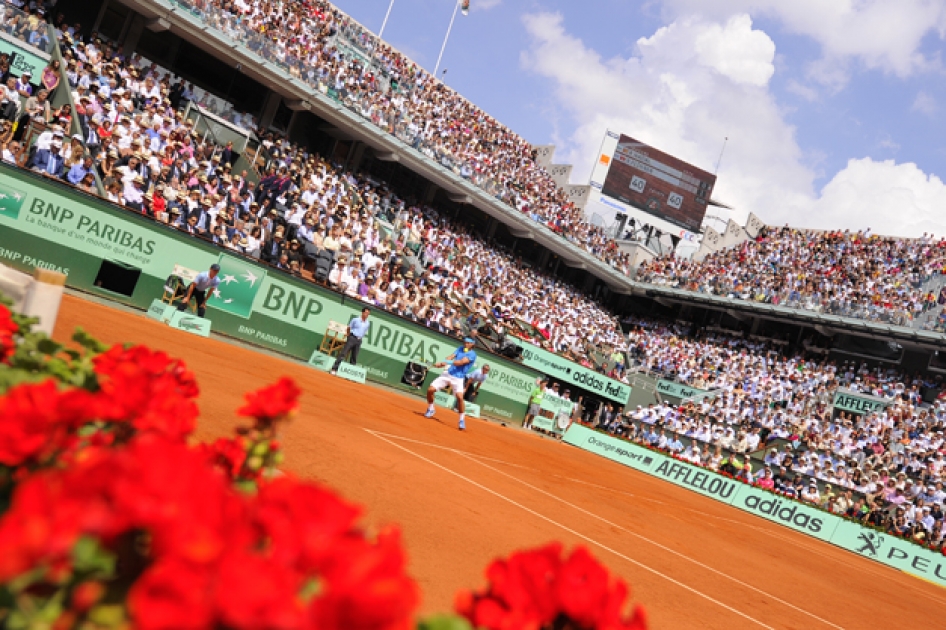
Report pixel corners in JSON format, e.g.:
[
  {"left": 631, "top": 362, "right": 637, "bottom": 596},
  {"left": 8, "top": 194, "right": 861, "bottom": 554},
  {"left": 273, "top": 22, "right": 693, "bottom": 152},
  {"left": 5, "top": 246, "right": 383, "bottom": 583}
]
[
  {"left": 0, "top": 164, "right": 544, "bottom": 421},
  {"left": 564, "top": 424, "right": 946, "bottom": 587}
]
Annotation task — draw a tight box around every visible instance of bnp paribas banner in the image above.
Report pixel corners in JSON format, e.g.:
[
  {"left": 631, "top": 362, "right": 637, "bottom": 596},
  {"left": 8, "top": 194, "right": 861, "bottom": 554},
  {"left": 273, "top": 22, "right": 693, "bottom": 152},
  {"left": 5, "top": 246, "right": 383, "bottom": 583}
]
[
  {"left": 563, "top": 424, "right": 946, "bottom": 587},
  {"left": 518, "top": 342, "right": 630, "bottom": 405},
  {"left": 0, "top": 166, "right": 542, "bottom": 421}
]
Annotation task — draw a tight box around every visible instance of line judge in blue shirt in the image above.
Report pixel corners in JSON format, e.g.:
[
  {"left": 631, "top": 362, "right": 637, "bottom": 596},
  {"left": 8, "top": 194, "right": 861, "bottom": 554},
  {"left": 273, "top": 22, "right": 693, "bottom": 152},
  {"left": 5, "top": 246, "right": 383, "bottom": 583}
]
[
  {"left": 331, "top": 307, "right": 371, "bottom": 374},
  {"left": 424, "top": 337, "right": 478, "bottom": 431}
]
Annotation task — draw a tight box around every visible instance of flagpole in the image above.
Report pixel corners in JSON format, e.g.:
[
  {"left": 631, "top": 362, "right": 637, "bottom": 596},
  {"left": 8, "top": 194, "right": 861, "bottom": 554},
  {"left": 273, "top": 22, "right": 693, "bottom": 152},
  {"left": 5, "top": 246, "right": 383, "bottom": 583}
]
[
  {"left": 433, "top": 0, "right": 461, "bottom": 78},
  {"left": 378, "top": 0, "right": 396, "bottom": 39}
]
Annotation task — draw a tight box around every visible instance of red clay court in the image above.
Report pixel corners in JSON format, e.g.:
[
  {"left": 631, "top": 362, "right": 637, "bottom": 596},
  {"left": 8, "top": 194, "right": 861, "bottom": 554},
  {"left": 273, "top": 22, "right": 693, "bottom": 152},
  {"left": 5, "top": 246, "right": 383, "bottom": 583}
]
[{"left": 54, "top": 294, "right": 946, "bottom": 630}]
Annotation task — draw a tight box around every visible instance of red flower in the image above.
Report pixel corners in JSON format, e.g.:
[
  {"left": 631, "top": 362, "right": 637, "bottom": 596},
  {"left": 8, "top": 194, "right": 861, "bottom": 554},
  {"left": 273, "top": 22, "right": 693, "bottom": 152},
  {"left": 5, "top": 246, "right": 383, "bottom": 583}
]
[
  {"left": 214, "top": 551, "right": 306, "bottom": 630},
  {"left": 0, "top": 437, "right": 240, "bottom": 580},
  {"left": 457, "top": 544, "right": 647, "bottom": 630},
  {"left": 251, "top": 477, "right": 363, "bottom": 571},
  {"left": 0, "top": 303, "right": 17, "bottom": 363},
  {"left": 71, "top": 581, "right": 105, "bottom": 613},
  {"left": 199, "top": 437, "right": 249, "bottom": 481},
  {"left": 0, "top": 434, "right": 420, "bottom": 630},
  {"left": 308, "top": 528, "right": 419, "bottom": 630},
  {"left": 0, "top": 380, "right": 95, "bottom": 468},
  {"left": 128, "top": 558, "right": 215, "bottom": 630},
  {"left": 237, "top": 377, "right": 301, "bottom": 420},
  {"left": 92, "top": 345, "right": 199, "bottom": 440}
]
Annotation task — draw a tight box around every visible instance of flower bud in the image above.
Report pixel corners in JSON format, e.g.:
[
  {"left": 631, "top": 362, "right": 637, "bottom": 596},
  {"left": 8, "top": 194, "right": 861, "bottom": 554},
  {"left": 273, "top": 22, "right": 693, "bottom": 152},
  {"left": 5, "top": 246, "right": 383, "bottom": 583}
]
[{"left": 72, "top": 581, "right": 105, "bottom": 613}]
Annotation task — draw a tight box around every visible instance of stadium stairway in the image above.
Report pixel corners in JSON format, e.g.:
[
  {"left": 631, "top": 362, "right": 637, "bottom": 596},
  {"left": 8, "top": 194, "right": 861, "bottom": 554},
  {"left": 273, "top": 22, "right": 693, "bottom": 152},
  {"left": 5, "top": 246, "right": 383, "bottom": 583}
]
[
  {"left": 532, "top": 145, "right": 591, "bottom": 212},
  {"left": 912, "top": 273, "right": 946, "bottom": 330}
]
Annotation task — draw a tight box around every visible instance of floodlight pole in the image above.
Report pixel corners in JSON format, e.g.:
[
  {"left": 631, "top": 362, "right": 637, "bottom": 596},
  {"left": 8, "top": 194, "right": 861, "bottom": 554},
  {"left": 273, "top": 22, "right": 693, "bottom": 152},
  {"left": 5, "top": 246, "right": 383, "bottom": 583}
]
[
  {"left": 434, "top": 0, "right": 461, "bottom": 78},
  {"left": 378, "top": 0, "right": 396, "bottom": 39}
]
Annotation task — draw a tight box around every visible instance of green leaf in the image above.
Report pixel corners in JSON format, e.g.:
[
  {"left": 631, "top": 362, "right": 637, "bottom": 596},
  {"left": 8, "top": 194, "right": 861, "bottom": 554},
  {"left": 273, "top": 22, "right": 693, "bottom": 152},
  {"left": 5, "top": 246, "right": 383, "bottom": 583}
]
[
  {"left": 6, "top": 567, "right": 45, "bottom": 594},
  {"left": 35, "top": 588, "right": 65, "bottom": 623},
  {"left": 417, "top": 615, "right": 474, "bottom": 630},
  {"left": 35, "top": 338, "right": 63, "bottom": 356},
  {"left": 71, "top": 537, "right": 116, "bottom": 576},
  {"left": 87, "top": 604, "right": 126, "bottom": 626},
  {"left": 5, "top": 609, "right": 27, "bottom": 630},
  {"left": 71, "top": 329, "right": 107, "bottom": 354}
]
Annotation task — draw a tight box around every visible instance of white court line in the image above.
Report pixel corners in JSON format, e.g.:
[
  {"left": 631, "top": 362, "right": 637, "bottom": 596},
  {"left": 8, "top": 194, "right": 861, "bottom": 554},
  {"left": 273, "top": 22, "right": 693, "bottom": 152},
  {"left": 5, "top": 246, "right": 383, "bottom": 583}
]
[
  {"left": 560, "top": 460, "right": 946, "bottom": 607},
  {"left": 365, "top": 429, "right": 776, "bottom": 629},
  {"left": 367, "top": 432, "right": 537, "bottom": 470},
  {"left": 374, "top": 431, "right": 946, "bottom": 607},
  {"left": 451, "top": 449, "right": 846, "bottom": 629},
  {"left": 370, "top": 429, "right": 846, "bottom": 629}
]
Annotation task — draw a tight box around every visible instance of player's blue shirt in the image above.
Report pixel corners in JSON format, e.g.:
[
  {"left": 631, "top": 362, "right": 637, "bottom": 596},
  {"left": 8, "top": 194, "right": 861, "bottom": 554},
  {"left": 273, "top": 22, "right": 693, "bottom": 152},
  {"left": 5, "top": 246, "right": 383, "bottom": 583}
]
[{"left": 447, "top": 347, "right": 477, "bottom": 379}]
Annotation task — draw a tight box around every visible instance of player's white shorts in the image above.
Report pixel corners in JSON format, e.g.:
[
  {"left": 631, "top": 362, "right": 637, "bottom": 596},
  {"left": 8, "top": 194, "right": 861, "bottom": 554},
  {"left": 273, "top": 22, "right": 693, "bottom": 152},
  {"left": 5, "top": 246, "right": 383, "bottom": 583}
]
[{"left": 430, "top": 374, "right": 465, "bottom": 395}]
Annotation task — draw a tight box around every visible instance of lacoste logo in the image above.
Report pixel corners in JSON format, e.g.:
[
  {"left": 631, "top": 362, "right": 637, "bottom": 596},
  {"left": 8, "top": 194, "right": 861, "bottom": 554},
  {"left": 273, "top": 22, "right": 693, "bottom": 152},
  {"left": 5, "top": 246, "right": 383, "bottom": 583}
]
[
  {"left": 178, "top": 318, "right": 204, "bottom": 332},
  {"left": 855, "top": 531, "right": 883, "bottom": 557}
]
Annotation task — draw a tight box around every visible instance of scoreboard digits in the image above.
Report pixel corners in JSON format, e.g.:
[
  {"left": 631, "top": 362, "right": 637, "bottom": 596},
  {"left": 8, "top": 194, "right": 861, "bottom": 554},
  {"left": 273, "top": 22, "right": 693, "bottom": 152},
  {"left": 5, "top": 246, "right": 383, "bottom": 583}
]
[
  {"left": 667, "top": 192, "right": 684, "bottom": 209},
  {"left": 630, "top": 175, "right": 647, "bottom": 194}
]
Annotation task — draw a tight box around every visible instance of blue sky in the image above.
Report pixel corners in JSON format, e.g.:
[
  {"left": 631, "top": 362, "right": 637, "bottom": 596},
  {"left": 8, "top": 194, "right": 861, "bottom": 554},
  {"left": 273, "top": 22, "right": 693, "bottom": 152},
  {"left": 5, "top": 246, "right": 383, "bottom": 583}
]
[{"left": 332, "top": 0, "right": 946, "bottom": 236}]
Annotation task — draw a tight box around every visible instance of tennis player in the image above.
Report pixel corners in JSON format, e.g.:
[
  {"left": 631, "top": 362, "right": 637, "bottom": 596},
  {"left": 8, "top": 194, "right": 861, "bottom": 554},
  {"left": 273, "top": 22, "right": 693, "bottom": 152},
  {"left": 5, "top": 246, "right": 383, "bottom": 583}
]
[{"left": 424, "top": 337, "right": 478, "bottom": 430}]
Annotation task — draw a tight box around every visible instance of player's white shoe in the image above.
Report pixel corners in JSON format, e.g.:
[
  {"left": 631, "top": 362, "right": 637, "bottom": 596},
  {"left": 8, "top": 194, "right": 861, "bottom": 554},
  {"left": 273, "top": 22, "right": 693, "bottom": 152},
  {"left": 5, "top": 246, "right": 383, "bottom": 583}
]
[
  {"left": 424, "top": 409, "right": 436, "bottom": 418},
  {"left": 458, "top": 418, "right": 466, "bottom": 431}
]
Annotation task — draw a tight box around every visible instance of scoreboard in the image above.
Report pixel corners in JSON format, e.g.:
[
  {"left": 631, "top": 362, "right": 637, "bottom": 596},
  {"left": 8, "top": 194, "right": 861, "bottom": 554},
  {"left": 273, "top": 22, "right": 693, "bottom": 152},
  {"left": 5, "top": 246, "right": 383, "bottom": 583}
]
[{"left": 599, "top": 135, "right": 716, "bottom": 232}]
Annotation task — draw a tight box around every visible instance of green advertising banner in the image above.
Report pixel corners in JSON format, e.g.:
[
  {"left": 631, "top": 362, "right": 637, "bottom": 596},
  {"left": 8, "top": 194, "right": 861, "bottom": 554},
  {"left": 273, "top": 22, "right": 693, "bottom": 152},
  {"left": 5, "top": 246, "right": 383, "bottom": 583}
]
[
  {"left": 433, "top": 390, "right": 480, "bottom": 418},
  {"left": 540, "top": 395, "right": 574, "bottom": 417},
  {"left": 530, "top": 415, "right": 561, "bottom": 434},
  {"left": 0, "top": 165, "right": 542, "bottom": 422},
  {"left": 830, "top": 520, "right": 946, "bottom": 588},
  {"left": 563, "top": 424, "right": 660, "bottom": 474},
  {"left": 336, "top": 362, "right": 367, "bottom": 384},
  {"left": 167, "top": 310, "right": 212, "bottom": 337},
  {"left": 728, "top": 483, "right": 842, "bottom": 542},
  {"left": 655, "top": 379, "right": 711, "bottom": 401},
  {"left": 0, "top": 33, "right": 50, "bottom": 81},
  {"left": 518, "top": 342, "right": 630, "bottom": 406},
  {"left": 563, "top": 424, "right": 946, "bottom": 587},
  {"left": 832, "top": 388, "right": 889, "bottom": 415}
]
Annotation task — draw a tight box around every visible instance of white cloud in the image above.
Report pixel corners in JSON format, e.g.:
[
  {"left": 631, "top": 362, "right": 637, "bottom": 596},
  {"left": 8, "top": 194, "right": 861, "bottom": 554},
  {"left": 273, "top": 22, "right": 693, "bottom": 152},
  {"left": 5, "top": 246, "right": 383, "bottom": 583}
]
[
  {"left": 521, "top": 11, "right": 946, "bottom": 237},
  {"left": 472, "top": 0, "right": 502, "bottom": 11},
  {"left": 878, "top": 134, "right": 901, "bottom": 153},
  {"left": 786, "top": 79, "right": 819, "bottom": 102},
  {"left": 693, "top": 15, "right": 776, "bottom": 86},
  {"left": 912, "top": 90, "right": 938, "bottom": 116},
  {"left": 806, "top": 159, "right": 946, "bottom": 237},
  {"left": 661, "top": 0, "right": 946, "bottom": 80}
]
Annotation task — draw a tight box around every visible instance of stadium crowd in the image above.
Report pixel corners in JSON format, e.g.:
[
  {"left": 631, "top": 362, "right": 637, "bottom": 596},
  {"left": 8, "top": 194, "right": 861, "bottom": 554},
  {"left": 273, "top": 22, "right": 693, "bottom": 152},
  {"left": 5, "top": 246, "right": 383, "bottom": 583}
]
[
  {"left": 154, "top": 0, "right": 946, "bottom": 335},
  {"left": 175, "top": 0, "right": 635, "bottom": 274},
  {"left": 607, "top": 317, "right": 946, "bottom": 545},
  {"left": 637, "top": 226, "right": 946, "bottom": 327},
  {"left": 0, "top": 14, "right": 626, "bottom": 365},
  {"left": 13, "top": 0, "right": 946, "bottom": 335}
]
